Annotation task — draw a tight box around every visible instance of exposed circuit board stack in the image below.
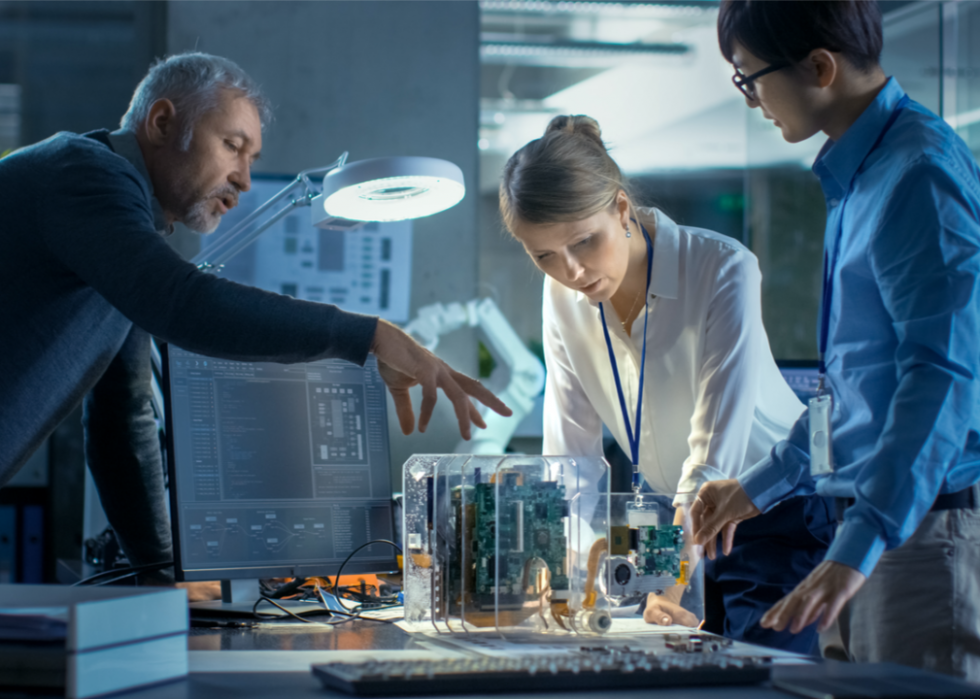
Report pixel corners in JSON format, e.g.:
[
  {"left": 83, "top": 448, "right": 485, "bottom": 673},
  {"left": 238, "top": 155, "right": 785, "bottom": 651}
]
[{"left": 445, "top": 474, "right": 571, "bottom": 626}]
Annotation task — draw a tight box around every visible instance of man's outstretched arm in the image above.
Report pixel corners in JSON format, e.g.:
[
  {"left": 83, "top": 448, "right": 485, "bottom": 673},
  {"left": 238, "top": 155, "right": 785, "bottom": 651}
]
[{"left": 370, "top": 318, "right": 512, "bottom": 441}]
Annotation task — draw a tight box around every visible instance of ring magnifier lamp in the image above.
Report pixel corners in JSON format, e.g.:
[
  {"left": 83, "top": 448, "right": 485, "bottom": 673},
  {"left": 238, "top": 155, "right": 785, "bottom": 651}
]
[{"left": 192, "top": 153, "right": 465, "bottom": 272}]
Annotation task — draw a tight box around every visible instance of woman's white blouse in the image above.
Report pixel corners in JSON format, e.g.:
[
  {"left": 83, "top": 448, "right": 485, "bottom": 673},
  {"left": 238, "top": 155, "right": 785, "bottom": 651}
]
[{"left": 542, "top": 208, "right": 805, "bottom": 504}]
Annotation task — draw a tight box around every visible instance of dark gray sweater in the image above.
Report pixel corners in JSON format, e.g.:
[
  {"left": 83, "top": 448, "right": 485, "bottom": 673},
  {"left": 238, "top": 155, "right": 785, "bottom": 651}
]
[{"left": 0, "top": 130, "right": 378, "bottom": 563}]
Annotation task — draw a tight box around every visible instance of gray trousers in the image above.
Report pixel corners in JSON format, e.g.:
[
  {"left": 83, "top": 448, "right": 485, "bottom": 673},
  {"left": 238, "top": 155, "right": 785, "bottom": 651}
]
[
  {"left": 82, "top": 325, "right": 174, "bottom": 579},
  {"left": 820, "top": 487, "right": 980, "bottom": 682}
]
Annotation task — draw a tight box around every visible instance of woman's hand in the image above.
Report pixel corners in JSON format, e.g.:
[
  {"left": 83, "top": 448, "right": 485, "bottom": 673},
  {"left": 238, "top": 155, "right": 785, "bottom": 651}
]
[
  {"left": 642, "top": 503, "right": 701, "bottom": 628},
  {"left": 644, "top": 593, "right": 699, "bottom": 627},
  {"left": 690, "top": 479, "right": 760, "bottom": 559}
]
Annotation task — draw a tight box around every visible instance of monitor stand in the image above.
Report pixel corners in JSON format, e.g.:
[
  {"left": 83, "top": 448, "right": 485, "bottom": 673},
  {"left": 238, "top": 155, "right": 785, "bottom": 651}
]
[{"left": 189, "top": 578, "right": 337, "bottom": 618}]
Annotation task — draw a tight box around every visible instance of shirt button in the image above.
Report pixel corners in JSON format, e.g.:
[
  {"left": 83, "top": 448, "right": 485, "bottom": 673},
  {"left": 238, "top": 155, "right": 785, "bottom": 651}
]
[{"left": 829, "top": 198, "right": 840, "bottom": 207}]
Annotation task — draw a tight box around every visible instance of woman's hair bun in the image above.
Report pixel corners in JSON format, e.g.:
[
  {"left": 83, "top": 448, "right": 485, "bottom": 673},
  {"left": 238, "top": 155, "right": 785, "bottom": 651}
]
[
  {"left": 499, "top": 112, "right": 627, "bottom": 229},
  {"left": 544, "top": 114, "right": 605, "bottom": 149}
]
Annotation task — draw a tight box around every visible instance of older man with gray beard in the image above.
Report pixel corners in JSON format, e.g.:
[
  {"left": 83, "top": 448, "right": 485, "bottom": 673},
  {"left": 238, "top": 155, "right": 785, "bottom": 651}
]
[{"left": 0, "top": 53, "right": 508, "bottom": 593}]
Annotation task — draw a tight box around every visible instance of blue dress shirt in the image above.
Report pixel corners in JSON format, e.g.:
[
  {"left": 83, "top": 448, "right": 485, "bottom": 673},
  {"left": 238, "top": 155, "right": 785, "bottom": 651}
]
[{"left": 738, "top": 78, "right": 980, "bottom": 577}]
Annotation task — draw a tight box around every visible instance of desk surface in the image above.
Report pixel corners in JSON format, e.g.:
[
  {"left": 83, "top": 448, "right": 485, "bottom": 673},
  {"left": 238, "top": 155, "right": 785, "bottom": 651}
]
[
  {"left": 176, "top": 619, "right": 797, "bottom": 698},
  {"left": 119, "top": 671, "right": 798, "bottom": 699},
  {"left": 188, "top": 618, "right": 413, "bottom": 652},
  {"left": 18, "top": 619, "right": 958, "bottom": 699}
]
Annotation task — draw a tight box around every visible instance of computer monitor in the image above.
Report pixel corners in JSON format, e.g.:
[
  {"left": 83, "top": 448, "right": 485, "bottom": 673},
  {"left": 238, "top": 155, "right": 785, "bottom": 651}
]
[
  {"left": 776, "top": 359, "right": 821, "bottom": 404},
  {"left": 162, "top": 344, "right": 398, "bottom": 584}
]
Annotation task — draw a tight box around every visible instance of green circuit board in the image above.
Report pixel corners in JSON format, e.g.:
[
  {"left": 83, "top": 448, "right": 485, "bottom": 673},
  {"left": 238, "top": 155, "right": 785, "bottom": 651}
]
[
  {"left": 448, "top": 474, "right": 569, "bottom": 613},
  {"left": 633, "top": 525, "right": 684, "bottom": 579}
]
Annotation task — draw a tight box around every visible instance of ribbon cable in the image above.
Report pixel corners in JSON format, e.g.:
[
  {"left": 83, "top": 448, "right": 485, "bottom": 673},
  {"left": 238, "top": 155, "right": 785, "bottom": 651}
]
[{"left": 599, "top": 223, "right": 654, "bottom": 476}]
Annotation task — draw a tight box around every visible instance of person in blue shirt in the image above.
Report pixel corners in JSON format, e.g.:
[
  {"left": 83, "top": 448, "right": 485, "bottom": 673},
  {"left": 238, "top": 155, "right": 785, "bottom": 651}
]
[{"left": 690, "top": 0, "right": 980, "bottom": 680}]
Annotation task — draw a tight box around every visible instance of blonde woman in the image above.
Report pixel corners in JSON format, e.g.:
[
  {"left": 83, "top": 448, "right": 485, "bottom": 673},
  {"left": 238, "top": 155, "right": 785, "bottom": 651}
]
[{"left": 499, "top": 115, "right": 834, "bottom": 653}]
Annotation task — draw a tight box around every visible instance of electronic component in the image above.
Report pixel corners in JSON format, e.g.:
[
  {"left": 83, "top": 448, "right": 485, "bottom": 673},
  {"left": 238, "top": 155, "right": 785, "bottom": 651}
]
[
  {"left": 403, "top": 458, "right": 703, "bottom": 635},
  {"left": 602, "top": 499, "right": 696, "bottom": 612},
  {"left": 311, "top": 646, "right": 771, "bottom": 696},
  {"left": 446, "top": 478, "right": 569, "bottom": 627},
  {"left": 634, "top": 524, "right": 685, "bottom": 579},
  {"left": 602, "top": 524, "right": 687, "bottom": 597},
  {"left": 403, "top": 455, "right": 611, "bottom": 635}
]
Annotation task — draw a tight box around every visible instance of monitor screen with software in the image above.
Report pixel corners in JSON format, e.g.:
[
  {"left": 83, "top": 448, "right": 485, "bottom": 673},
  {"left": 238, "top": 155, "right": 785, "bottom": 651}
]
[
  {"left": 776, "top": 359, "right": 821, "bottom": 404},
  {"left": 163, "top": 344, "right": 397, "bottom": 582}
]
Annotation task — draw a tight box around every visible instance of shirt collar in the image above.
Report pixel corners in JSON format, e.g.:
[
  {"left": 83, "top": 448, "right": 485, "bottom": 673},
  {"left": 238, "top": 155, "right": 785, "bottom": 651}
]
[
  {"left": 107, "top": 129, "right": 173, "bottom": 236},
  {"left": 811, "top": 77, "right": 906, "bottom": 200},
  {"left": 577, "top": 207, "right": 680, "bottom": 306}
]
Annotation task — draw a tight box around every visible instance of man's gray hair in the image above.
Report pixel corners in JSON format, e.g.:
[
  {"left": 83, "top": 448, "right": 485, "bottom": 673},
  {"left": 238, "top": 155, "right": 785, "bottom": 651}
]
[{"left": 120, "top": 52, "right": 273, "bottom": 149}]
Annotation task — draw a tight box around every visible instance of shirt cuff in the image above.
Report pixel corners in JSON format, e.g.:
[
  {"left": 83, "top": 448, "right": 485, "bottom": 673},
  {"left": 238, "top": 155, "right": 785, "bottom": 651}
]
[
  {"left": 824, "top": 519, "right": 887, "bottom": 578},
  {"left": 737, "top": 455, "right": 797, "bottom": 514},
  {"left": 326, "top": 312, "right": 379, "bottom": 367},
  {"left": 672, "top": 491, "right": 698, "bottom": 507},
  {"left": 674, "top": 463, "right": 728, "bottom": 507}
]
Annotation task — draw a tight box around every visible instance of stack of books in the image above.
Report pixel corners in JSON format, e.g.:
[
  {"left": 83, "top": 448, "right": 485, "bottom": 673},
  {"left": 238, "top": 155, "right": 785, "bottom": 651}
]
[{"left": 0, "top": 584, "right": 188, "bottom": 698}]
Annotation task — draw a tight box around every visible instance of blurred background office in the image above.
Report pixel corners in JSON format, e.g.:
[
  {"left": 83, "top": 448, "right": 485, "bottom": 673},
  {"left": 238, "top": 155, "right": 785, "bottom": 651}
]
[{"left": 1, "top": 0, "right": 977, "bottom": 582}]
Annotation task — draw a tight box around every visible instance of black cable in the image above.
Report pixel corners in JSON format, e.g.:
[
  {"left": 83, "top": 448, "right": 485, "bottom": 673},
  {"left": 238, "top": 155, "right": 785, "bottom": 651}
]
[
  {"left": 320, "top": 539, "right": 402, "bottom": 623},
  {"left": 252, "top": 596, "right": 320, "bottom": 624},
  {"left": 310, "top": 584, "right": 397, "bottom": 625},
  {"left": 72, "top": 561, "right": 174, "bottom": 586},
  {"left": 330, "top": 539, "right": 402, "bottom": 610},
  {"left": 251, "top": 593, "right": 394, "bottom": 627},
  {"left": 206, "top": 539, "right": 402, "bottom": 625},
  {"left": 266, "top": 576, "right": 308, "bottom": 599}
]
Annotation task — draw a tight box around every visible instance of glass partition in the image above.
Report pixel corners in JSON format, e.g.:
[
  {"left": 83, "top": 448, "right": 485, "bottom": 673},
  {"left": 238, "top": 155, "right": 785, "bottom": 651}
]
[{"left": 480, "top": 0, "right": 980, "bottom": 453}]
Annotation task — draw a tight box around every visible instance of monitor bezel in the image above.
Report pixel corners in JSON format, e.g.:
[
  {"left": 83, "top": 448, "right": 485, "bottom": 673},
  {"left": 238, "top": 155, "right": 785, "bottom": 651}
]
[
  {"left": 162, "top": 342, "right": 399, "bottom": 583},
  {"left": 774, "top": 359, "right": 819, "bottom": 369}
]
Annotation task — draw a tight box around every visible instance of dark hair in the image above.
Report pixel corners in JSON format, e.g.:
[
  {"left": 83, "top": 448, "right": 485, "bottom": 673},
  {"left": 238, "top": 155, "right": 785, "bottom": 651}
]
[
  {"left": 499, "top": 115, "right": 630, "bottom": 232},
  {"left": 718, "top": 0, "right": 882, "bottom": 72}
]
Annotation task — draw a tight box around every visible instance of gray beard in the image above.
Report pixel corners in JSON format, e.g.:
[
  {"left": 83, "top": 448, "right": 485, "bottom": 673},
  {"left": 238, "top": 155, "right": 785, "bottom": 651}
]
[{"left": 183, "top": 198, "right": 222, "bottom": 234}]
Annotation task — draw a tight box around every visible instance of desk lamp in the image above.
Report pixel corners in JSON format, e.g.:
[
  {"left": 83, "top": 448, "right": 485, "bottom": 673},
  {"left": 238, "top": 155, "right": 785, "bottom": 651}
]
[
  {"left": 192, "top": 153, "right": 465, "bottom": 271},
  {"left": 147, "top": 153, "right": 464, "bottom": 425}
]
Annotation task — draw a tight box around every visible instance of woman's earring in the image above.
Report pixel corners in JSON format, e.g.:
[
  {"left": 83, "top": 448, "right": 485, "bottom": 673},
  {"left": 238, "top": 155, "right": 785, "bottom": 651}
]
[{"left": 625, "top": 225, "right": 632, "bottom": 238}]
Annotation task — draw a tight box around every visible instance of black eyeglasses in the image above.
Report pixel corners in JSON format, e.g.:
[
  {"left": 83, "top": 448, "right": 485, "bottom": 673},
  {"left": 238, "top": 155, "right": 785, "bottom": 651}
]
[{"left": 732, "top": 63, "right": 789, "bottom": 101}]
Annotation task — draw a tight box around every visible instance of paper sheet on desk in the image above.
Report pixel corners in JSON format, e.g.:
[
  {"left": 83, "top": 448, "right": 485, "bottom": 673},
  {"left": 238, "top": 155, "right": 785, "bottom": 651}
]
[
  {"left": 394, "top": 616, "right": 686, "bottom": 640},
  {"left": 396, "top": 617, "right": 814, "bottom": 664}
]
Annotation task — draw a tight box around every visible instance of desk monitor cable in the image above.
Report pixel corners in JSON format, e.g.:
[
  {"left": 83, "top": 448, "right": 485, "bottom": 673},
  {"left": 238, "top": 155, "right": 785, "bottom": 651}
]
[{"left": 253, "top": 539, "right": 402, "bottom": 626}]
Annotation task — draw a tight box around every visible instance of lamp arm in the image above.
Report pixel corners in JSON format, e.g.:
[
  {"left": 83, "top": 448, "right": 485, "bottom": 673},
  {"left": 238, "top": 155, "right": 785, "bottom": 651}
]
[
  {"left": 297, "top": 152, "right": 348, "bottom": 188},
  {"left": 198, "top": 197, "right": 313, "bottom": 272},
  {"left": 192, "top": 152, "right": 349, "bottom": 272}
]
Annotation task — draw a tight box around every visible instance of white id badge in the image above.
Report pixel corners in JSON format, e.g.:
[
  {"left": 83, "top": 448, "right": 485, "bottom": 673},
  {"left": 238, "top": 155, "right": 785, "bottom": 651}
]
[{"left": 809, "top": 393, "right": 834, "bottom": 477}]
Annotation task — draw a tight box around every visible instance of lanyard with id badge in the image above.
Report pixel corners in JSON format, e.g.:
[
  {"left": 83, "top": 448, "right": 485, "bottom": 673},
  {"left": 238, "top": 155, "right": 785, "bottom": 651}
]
[
  {"left": 810, "top": 94, "right": 910, "bottom": 477},
  {"left": 599, "top": 222, "right": 654, "bottom": 497}
]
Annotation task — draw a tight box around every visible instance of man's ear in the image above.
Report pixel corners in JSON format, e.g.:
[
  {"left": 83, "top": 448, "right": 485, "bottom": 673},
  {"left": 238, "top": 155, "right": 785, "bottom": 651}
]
[
  {"left": 144, "top": 99, "right": 178, "bottom": 147},
  {"left": 808, "top": 49, "right": 838, "bottom": 90}
]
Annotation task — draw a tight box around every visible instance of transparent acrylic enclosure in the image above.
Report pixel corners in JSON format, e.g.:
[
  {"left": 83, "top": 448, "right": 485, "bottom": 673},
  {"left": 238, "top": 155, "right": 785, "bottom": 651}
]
[
  {"left": 403, "top": 455, "right": 611, "bottom": 636},
  {"left": 605, "top": 493, "right": 705, "bottom": 628}
]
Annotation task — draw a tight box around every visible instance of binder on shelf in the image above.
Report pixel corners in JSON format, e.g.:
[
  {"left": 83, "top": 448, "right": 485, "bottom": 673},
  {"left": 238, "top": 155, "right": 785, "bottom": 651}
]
[
  {"left": 0, "top": 506, "right": 15, "bottom": 583},
  {"left": 21, "top": 505, "right": 43, "bottom": 583}
]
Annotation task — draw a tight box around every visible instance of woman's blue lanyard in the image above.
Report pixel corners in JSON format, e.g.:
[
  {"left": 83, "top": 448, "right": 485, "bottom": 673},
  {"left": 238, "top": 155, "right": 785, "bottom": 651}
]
[
  {"left": 818, "top": 94, "right": 910, "bottom": 391},
  {"left": 598, "top": 222, "right": 654, "bottom": 493}
]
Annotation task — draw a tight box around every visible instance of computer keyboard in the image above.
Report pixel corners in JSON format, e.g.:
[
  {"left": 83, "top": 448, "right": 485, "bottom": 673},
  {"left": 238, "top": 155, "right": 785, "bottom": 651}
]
[{"left": 311, "top": 647, "right": 771, "bottom": 696}]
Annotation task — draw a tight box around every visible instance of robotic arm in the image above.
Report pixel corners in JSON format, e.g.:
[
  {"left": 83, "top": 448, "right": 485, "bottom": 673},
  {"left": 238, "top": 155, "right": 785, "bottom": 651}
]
[{"left": 403, "top": 299, "right": 544, "bottom": 454}]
